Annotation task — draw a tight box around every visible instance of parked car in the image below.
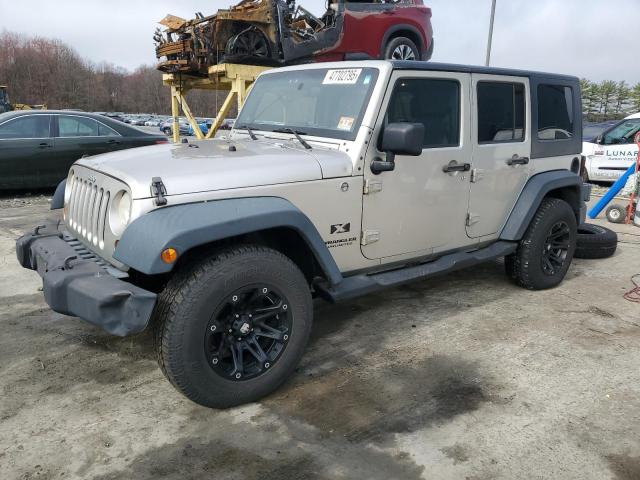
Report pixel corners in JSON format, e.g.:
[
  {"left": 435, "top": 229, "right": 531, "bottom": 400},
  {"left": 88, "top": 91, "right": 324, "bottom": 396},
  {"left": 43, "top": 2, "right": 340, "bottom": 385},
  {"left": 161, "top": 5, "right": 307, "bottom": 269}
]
[
  {"left": 17, "top": 61, "right": 588, "bottom": 408},
  {"left": 188, "top": 119, "right": 215, "bottom": 136},
  {"left": 0, "top": 110, "right": 168, "bottom": 189},
  {"left": 582, "top": 113, "right": 640, "bottom": 183},
  {"left": 160, "top": 118, "right": 190, "bottom": 136},
  {"left": 155, "top": 0, "right": 433, "bottom": 75}
]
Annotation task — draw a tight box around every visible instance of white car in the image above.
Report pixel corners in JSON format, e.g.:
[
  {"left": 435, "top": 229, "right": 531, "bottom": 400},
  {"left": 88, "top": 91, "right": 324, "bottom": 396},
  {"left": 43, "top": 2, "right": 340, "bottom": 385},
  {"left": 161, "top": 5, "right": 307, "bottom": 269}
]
[{"left": 582, "top": 112, "right": 640, "bottom": 183}]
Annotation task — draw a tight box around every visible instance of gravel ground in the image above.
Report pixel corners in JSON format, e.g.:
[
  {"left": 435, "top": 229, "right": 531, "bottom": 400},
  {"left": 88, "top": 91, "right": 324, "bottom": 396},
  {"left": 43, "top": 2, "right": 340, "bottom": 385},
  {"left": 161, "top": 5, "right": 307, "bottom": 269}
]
[{"left": 0, "top": 195, "right": 639, "bottom": 480}]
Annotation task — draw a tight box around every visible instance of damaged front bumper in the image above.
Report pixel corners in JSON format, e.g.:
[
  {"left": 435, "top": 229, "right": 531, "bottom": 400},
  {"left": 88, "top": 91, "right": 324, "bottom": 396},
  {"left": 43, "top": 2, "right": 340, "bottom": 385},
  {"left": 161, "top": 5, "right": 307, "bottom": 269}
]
[{"left": 16, "top": 223, "right": 156, "bottom": 336}]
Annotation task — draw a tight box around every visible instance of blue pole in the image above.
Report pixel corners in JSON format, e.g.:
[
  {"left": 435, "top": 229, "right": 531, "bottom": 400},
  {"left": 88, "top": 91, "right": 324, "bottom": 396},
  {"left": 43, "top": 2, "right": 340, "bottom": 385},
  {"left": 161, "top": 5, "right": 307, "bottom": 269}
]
[{"left": 588, "top": 163, "right": 637, "bottom": 219}]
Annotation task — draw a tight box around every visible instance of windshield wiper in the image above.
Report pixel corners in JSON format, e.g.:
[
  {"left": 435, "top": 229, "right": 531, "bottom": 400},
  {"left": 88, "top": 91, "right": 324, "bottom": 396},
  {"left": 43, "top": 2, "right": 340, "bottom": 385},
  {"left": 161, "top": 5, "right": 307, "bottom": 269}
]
[
  {"left": 273, "top": 128, "right": 312, "bottom": 150},
  {"left": 236, "top": 124, "right": 258, "bottom": 140}
]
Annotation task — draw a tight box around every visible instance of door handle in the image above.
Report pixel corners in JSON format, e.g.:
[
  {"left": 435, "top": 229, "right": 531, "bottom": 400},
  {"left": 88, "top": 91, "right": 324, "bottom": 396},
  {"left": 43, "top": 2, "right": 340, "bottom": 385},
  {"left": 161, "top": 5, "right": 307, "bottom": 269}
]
[
  {"left": 442, "top": 161, "right": 471, "bottom": 173},
  {"left": 107, "top": 139, "right": 121, "bottom": 145},
  {"left": 507, "top": 155, "right": 529, "bottom": 166},
  {"left": 38, "top": 142, "right": 52, "bottom": 149}
]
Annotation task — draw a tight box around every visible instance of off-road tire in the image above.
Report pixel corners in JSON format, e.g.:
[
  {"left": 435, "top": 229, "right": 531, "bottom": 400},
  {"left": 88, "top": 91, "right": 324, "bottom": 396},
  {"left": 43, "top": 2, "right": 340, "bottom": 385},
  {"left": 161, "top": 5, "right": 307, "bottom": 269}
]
[
  {"left": 384, "top": 37, "right": 420, "bottom": 61},
  {"left": 505, "top": 198, "right": 577, "bottom": 290},
  {"left": 605, "top": 204, "right": 627, "bottom": 224},
  {"left": 153, "top": 245, "right": 313, "bottom": 408},
  {"left": 574, "top": 223, "right": 618, "bottom": 259}
]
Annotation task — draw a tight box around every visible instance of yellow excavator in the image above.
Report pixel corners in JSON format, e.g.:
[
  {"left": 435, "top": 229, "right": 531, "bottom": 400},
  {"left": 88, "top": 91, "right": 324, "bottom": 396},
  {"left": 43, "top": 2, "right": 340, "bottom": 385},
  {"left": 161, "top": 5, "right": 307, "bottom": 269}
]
[{"left": 0, "top": 86, "right": 47, "bottom": 113}]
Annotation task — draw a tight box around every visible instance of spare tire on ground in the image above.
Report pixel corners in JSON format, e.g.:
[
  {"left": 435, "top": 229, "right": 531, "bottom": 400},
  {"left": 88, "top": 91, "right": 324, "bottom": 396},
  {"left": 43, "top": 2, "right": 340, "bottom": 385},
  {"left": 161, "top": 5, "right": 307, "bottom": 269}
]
[{"left": 574, "top": 223, "right": 618, "bottom": 259}]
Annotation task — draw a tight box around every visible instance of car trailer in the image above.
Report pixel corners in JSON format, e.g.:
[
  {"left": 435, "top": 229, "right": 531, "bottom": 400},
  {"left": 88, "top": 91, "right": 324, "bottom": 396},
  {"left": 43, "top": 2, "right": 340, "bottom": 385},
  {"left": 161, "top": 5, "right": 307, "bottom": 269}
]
[{"left": 162, "top": 63, "right": 272, "bottom": 143}]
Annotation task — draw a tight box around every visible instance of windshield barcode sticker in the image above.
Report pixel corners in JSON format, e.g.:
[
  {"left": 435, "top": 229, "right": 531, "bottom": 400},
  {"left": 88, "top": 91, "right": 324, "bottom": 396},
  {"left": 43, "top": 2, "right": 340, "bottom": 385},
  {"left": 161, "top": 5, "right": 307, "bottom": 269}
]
[{"left": 323, "top": 69, "right": 362, "bottom": 85}]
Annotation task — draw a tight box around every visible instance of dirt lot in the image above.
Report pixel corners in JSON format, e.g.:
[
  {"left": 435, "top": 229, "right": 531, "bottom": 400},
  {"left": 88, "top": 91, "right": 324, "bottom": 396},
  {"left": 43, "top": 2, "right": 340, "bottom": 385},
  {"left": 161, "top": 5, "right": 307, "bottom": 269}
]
[{"left": 1, "top": 194, "right": 639, "bottom": 480}]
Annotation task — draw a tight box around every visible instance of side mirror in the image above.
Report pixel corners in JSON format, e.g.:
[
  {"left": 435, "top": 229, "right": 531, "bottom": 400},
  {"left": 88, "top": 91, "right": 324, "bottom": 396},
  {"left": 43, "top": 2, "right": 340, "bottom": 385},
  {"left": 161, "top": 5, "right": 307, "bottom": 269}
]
[
  {"left": 371, "top": 122, "right": 424, "bottom": 174},
  {"left": 381, "top": 122, "right": 425, "bottom": 156}
]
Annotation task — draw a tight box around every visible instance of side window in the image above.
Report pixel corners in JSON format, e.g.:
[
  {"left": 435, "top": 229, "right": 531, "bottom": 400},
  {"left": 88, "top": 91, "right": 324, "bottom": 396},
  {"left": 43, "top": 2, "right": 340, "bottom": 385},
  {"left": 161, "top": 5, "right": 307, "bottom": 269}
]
[
  {"left": 477, "top": 82, "right": 525, "bottom": 143},
  {"left": 0, "top": 116, "right": 50, "bottom": 139},
  {"left": 386, "top": 78, "right": 460, "bottom": 148},
  {"left": 58, "top": 116, "right": 99, "bottom": 137},
  {"left": 537, "top": 84, "right": 574, "bottom": 140},
  {"left": 602, "top": 119, "right": 640, "bottom": 145},
  {"left": 97, "top": 122, "right": 119, "bottom": 137}
]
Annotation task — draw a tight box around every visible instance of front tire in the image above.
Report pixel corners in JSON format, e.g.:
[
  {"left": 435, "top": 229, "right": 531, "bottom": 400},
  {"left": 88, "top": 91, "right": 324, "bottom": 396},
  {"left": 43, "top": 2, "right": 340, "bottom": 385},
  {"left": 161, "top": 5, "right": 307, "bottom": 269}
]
[
  {"left": 153, "top": 245, "right": 313, "bottom": 408},
  {"left": 505, "top": 198, "right": 577, "bottom": 290}
]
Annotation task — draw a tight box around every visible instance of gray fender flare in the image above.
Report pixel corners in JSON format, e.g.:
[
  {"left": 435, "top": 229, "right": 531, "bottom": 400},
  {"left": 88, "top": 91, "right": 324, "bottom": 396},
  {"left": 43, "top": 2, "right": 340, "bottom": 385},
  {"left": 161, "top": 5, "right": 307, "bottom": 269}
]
[
  {"left": 113, "top": 197, "right": 343, "bottom": 285},
  {"left": 500, "top": 170, "right": 582, "bottom": 241},
  {"left": 51, "top": 179, "right": 66, "bottom": 210}
]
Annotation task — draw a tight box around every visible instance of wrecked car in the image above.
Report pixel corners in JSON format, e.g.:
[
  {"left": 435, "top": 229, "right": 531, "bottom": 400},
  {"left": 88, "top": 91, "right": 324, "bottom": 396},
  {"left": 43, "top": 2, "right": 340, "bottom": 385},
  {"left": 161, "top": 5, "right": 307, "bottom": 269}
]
[{"left": 155, "top": 0, "right": 433, "bottom": 75}]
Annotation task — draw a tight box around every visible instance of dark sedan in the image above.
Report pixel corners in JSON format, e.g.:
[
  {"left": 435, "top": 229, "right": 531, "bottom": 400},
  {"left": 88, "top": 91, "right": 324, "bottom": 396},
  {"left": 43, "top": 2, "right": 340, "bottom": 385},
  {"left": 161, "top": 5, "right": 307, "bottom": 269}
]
[{"left": 0, "top": 110, "right": 168, "bottom": 189}]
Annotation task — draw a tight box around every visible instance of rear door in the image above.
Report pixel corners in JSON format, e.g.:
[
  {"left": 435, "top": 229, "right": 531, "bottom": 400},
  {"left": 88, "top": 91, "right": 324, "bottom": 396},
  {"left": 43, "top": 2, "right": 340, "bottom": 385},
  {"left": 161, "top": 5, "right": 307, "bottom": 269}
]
[
  {"left": 0, "top": 115, "right": 52, "bottom": 188},
  {"left": 51, "top": 115, "right": 107, "bottom": 183},
  {"left": 467, "top": 75, "right": 531, "bottom": 238}
]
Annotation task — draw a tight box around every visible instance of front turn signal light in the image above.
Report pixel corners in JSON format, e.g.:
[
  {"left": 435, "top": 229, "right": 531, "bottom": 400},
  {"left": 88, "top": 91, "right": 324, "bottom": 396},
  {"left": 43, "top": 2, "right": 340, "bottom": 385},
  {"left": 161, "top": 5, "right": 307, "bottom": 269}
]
[{"left": 161, "top": 248, "right": 178, "bottom": 264}]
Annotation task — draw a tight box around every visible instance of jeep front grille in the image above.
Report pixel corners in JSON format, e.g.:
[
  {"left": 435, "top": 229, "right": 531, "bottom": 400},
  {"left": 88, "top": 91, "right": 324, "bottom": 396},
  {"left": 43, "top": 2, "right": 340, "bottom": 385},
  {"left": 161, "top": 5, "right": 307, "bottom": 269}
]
[
  {"left": 67, "top": 173, "right": 111, "bottom": 250},
  {"left": 64, "top": 166, "right": 129, "bottom": 269}
]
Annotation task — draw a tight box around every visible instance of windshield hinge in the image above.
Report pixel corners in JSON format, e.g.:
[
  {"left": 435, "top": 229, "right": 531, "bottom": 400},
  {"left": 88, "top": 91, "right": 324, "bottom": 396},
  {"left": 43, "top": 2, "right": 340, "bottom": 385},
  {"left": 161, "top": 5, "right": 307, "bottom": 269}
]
[
  {"left": 151, "top": 177, "right": 168, "bottom": 206},
  {"left": 363, "top": 179, "right": 383, "bottom": 195}
]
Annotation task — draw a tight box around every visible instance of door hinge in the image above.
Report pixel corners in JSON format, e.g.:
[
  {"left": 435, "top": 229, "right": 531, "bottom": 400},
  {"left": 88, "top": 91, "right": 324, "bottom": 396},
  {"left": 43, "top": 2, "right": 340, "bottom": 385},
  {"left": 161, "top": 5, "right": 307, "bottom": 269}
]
[
  {"left": 470, "top": 168, "right": 484, "bottom": 183},
  {"left": 151, "top": 177, "right": 168, "bottom": 206},
  {"left": 361, "top": 230, "right": 380, "bottom": 245},
  {"left": 363, "top": 179, "right": 383, "bottom": 195},
  {"left": 466, "top": 213, "right": 480, "bottom": 226}
]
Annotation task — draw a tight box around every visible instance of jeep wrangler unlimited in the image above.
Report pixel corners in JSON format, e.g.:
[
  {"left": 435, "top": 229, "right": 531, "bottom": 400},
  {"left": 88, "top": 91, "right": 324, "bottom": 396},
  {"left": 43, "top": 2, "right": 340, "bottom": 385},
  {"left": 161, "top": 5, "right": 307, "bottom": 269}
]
[{"left": 17, "top": 61, "right": 589, "bottom": 408}]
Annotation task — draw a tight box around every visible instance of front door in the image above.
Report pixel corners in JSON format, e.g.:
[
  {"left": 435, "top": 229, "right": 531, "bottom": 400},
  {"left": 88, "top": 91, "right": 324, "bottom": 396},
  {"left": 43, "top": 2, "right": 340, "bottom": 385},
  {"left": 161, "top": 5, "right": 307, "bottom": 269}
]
[
  {"left": 361, "top": 70, "right": 472, "bottom": 261},
  {"left": 0, "top": 114, "right": 52, "bottom": 189},
  {"left": 467, "top": 75, "right": 531, "bottom": 238}
]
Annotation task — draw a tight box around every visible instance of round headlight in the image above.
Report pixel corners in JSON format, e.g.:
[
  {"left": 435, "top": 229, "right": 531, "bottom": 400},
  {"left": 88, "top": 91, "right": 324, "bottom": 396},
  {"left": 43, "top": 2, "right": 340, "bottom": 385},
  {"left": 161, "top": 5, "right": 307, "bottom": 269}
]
[
  {"left": 109, "top": 190, "right": 132, "bottom": 236},
  {"left": 117, "top": 191, "right": 131, "bottom": 225}
]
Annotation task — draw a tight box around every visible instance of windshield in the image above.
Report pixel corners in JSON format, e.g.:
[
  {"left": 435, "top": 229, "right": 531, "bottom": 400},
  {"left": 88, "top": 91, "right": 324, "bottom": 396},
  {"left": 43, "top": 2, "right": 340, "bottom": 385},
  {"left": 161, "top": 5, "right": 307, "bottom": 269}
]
[
  {"left": 603, "top": 118, "right": 640, "bottom": 145},
  {"left": 235, "top": 67, "right": 379, "bottom": 141}
]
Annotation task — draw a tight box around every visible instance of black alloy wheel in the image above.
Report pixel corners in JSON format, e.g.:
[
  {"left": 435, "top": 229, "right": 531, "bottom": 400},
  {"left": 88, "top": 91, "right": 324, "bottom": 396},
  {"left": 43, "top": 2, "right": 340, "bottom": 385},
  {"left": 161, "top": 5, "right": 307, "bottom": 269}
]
[
  {"left": 205, "top": 285, "right": 292, "bottom": 381},
  {"left": 541, "top": 221, "right": 571, "bottom": 276}
]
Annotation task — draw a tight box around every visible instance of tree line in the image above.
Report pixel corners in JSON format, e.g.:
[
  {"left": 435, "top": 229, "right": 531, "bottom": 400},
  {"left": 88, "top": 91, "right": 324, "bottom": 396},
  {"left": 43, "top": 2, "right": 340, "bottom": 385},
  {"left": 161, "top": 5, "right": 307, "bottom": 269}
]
[
  {"left": 580, "top": 79, "right": 640, "bottom": 122},
  {"left": 1, "top": 30, "right": 639, "bottom": 122},
  {"left": 0, "top": 31, "right": 232, "bottom": 118}
]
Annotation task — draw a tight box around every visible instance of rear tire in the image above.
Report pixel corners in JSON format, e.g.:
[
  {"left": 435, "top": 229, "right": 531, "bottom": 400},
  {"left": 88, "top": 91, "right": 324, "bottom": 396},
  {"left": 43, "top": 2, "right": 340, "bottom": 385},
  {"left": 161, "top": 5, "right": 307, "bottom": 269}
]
[
  {"left": 384, "top": 37, "right": 420, "bottom": 61},
  {"left": 153, "top": 245, "right": 313, "bottom": 408},
  {"left": 505, "top": 198, "right": 577, "bottom": 290},
  {"left": 574, "top": 223, "right": 618, "bottom": 259}
]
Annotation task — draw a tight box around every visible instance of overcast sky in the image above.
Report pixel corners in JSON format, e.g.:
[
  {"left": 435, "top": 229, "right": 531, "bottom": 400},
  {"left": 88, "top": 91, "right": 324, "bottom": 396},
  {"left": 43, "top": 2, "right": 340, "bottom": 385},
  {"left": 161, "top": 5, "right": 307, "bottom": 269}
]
[{"left": 1, "top": 0, "right": 639, "bottom": 83}]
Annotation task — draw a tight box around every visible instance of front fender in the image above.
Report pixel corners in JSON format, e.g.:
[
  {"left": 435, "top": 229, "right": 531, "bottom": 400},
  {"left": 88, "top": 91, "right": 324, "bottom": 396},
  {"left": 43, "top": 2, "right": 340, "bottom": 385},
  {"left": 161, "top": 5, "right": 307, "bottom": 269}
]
[{"left": 113, "top": 197, "right": 343, "bottom": 285}]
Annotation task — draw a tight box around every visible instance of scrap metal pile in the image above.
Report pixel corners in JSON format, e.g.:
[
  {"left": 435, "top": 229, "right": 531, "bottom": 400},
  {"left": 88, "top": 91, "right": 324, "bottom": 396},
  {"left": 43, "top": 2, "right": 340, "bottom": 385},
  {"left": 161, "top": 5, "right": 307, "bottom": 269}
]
[{"left": 154, "top": 0, "right": 341, "bottom": 76}]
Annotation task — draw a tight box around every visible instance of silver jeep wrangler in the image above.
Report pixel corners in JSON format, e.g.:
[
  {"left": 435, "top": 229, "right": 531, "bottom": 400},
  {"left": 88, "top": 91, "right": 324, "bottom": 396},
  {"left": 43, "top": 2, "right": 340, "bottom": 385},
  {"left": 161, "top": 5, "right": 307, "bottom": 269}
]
[{"left": 17, "top": 61, "right": 589, "bottom": 407}]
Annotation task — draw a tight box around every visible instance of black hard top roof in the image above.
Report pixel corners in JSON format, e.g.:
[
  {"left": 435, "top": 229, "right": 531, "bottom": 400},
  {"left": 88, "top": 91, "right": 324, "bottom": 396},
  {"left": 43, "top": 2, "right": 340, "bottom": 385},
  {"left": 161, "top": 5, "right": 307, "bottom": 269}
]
[{"left": 390, "top": 61, "right": 579, "bottom": 83}]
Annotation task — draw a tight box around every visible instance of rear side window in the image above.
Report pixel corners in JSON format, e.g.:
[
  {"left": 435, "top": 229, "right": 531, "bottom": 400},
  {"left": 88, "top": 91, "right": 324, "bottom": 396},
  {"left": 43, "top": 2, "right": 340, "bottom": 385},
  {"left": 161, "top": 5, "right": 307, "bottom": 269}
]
[
  {"left": 477, "top": 82, "right": 525, "bottom": 143},
  {"left": 386, "top": 78, "right": 460, "bottom": 148},
  {"left": 537, "top": 84, "right": 574, "bottom": 140},
  {"left": 98, "top": 122, "right": 119, "bottom": 136},
  {"left": 58, "top": 116, "right": 99, "bottom": 137},
  {"left": 0, "top": 116, "right": 50, "bottom": 139}
]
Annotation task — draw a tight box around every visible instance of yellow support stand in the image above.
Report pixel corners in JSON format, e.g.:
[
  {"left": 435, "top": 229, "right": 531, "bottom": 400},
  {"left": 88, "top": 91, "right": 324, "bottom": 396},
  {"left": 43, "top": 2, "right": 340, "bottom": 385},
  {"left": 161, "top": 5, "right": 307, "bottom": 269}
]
[{"left": 163, "top": 63, "right": 272, "bottom": 143}]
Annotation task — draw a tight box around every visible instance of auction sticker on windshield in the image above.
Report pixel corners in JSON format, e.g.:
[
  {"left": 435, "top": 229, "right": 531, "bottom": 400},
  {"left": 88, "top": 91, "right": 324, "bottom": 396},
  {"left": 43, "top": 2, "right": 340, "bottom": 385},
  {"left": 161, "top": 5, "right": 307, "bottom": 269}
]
[
  {"left": 337, "top": 116, "right": 355, "bottom": 130},
  {"left": 323, "top": 69, "right": 362, "bottom": 85}
]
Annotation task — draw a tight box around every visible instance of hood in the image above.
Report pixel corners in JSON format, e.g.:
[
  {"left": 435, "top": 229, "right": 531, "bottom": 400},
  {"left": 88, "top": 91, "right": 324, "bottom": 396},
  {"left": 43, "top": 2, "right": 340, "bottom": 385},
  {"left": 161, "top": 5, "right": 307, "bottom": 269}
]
[{"left": 76, "top": 137, "right": 353, "bottom": 199}]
